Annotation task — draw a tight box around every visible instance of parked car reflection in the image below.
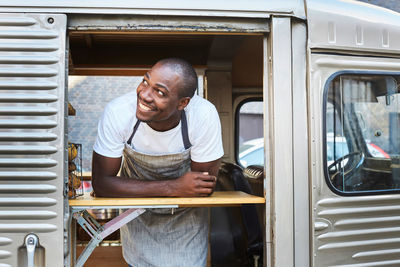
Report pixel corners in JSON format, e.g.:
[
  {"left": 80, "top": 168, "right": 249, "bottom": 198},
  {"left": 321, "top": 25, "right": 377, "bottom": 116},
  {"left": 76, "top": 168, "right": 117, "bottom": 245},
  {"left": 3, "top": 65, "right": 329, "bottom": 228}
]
[{"left": 239, "top": 136, "right": 389, "bottom": 168}]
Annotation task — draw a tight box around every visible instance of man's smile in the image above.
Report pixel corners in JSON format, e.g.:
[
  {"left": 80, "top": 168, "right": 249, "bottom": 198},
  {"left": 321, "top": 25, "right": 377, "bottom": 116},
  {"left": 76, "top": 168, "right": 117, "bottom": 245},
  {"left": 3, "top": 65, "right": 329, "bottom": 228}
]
[{"left": 138, "top": 100, "right": 156, "bottom": 112}]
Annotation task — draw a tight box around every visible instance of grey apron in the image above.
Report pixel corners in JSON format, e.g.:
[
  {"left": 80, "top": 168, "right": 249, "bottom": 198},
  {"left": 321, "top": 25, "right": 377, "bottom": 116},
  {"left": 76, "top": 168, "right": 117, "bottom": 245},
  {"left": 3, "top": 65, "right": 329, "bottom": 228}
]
[{"left": 120, "top": 110, "right": 208, "bottom": 267}]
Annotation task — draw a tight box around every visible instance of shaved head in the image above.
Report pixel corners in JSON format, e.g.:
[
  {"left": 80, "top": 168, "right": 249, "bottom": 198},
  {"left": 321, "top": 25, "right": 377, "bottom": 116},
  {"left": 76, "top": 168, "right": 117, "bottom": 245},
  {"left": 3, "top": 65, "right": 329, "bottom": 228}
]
[{"left": 155, "top": 58, "right": 198, "bottom": 98}]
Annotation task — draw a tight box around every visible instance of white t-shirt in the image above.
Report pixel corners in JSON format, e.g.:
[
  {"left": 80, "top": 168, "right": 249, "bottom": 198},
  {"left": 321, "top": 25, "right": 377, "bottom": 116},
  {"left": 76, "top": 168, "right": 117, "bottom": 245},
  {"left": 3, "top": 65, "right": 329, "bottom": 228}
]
[{"left": 93, "top": 90, "right": 224, "bottom": 163}]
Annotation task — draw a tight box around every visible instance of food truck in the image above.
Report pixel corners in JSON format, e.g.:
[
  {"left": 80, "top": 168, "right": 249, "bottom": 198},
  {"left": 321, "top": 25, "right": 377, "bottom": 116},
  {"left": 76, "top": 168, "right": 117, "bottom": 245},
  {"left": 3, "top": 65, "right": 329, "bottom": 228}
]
[{"left": 0, "top": 0, "right": 399, "bottom": 266}]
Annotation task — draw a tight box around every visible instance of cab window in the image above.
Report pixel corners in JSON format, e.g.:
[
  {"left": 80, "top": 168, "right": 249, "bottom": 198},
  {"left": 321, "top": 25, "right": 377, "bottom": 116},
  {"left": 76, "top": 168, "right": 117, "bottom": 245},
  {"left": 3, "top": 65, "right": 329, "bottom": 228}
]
[
  {"left": 325, "top": 73, "right": 400, "bottom": 194},
  {"left": 237, "top": 100, "right": 263, "bottom": 167}
]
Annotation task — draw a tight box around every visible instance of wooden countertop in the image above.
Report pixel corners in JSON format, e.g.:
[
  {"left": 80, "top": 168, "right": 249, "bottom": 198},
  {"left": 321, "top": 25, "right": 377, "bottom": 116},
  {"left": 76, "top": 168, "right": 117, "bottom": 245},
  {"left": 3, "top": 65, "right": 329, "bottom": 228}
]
[{"left": 69, "top": 191, "right": 265, "bottom": 208}]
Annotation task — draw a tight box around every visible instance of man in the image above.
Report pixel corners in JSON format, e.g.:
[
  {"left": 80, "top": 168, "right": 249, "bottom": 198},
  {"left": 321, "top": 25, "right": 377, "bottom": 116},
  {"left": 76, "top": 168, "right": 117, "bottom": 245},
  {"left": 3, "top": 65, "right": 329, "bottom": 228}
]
[{"left": 92, "top": 58, "right": 224, "bottom": 266}]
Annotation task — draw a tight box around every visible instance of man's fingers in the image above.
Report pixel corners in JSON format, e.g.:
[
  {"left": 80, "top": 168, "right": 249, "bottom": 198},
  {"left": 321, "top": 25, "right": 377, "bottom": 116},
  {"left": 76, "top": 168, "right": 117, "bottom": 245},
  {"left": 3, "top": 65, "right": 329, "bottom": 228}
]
[
  {"left": 201, "top": 176, "right": 216, "bottom": 183},
  {"left": 196, "top": 172, "right": 216, "bottom": 181},
  {"left": 197, "top": 180, "right": 215, "bottom": 188},
  {"left": 197, "top": 187, "right": 213, "bottom": 196}
]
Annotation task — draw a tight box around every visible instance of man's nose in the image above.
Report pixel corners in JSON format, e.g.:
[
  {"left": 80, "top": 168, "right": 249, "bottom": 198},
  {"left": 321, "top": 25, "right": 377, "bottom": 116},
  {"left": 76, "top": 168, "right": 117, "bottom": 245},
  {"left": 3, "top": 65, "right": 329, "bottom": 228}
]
[{"left": 139, "top": 86, "right": 153, "bottom": 102}]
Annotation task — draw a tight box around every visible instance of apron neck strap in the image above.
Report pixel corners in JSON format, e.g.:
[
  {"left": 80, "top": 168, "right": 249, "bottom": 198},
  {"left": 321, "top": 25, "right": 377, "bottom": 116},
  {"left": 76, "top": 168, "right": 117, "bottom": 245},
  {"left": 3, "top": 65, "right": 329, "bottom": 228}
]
[
  {"left": 180, "top": 110, "right": 192, "bottom": 150},
  {"left": 127, "top": 110, "right": 192, "bottom": 150},
  {"left": 127, "top": 118, "right": 141, "bottom": 146}
]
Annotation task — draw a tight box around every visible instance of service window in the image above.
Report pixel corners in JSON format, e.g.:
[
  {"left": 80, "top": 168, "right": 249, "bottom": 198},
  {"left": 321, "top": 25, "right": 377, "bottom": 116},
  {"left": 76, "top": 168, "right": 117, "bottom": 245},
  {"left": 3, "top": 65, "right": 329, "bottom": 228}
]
[
  {"left": 236, "top": 99, "right": 263, "bottom": 167},
  {"left": 325, "top": 73, "right": 400, "bottom": 194}
]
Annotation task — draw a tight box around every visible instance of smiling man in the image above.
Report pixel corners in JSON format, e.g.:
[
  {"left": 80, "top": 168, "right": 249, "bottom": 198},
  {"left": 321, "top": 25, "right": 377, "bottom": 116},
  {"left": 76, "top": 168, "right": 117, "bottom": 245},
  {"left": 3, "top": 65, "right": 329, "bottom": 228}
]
[{"left": 92, "top": 58, "right": 223, "bottom": 266}]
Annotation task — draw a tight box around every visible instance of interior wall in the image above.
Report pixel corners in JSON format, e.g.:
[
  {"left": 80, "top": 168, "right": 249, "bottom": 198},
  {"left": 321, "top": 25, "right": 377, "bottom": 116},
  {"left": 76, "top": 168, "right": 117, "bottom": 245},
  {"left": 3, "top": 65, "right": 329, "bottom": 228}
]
[
  {"left": 206, "top": 71, "right": 233, "bottom": 162},
  {"left": 232, "top": 35, "right": 264, "bottom": 88}
]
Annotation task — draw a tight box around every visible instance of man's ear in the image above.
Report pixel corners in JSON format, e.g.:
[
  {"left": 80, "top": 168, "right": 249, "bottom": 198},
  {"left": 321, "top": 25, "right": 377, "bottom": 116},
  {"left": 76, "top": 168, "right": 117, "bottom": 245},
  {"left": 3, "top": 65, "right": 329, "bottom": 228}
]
[{"left": 177, "top": 97, "right": 191, "bottom": 110}]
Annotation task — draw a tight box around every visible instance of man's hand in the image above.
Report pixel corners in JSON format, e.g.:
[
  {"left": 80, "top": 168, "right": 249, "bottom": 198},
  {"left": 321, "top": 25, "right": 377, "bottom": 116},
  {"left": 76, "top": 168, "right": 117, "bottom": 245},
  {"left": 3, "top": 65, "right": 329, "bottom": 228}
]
[{"left": 169, "top": 171, "right": 216, "bottom": 197}]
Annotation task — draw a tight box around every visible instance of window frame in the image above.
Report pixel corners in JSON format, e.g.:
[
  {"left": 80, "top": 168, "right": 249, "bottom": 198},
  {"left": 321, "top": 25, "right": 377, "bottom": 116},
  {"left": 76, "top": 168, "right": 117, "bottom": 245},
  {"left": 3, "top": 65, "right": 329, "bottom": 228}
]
[{"left": 323, "top": 70, "right": 400, "bottom": 196}]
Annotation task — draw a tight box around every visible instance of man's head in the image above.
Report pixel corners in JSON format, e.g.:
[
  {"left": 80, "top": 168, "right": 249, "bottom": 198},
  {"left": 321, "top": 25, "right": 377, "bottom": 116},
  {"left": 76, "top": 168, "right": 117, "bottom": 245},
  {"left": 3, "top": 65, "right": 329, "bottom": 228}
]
[
  {"left": 136, "top": 58, "right": 197, "bottom": 131},
  {"left": 156, "top": 58, "right": 198, "bottom": 98}
]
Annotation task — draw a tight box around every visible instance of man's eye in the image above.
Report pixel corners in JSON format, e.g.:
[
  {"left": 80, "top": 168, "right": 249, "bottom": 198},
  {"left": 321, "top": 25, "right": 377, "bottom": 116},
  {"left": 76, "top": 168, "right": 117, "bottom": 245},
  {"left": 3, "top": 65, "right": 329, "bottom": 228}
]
[
  {"left": 157, "top": 90, "right": 165, "bottom": 96},
  {"left": 142, "top": 79, "right": 148, "bottom": 86}
]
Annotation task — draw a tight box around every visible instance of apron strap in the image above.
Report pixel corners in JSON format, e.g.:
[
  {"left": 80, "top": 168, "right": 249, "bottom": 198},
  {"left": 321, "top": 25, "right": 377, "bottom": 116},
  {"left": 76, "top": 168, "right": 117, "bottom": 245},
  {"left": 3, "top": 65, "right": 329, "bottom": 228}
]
[
  {"left": 127, "top": 110, "right": 192, "bottom": 149},
  {"left": 181, "top": 110, "right": 192, "bottom": 150},
  {"left": 127, "top": 119, "right": 141, "bottom": 146}
]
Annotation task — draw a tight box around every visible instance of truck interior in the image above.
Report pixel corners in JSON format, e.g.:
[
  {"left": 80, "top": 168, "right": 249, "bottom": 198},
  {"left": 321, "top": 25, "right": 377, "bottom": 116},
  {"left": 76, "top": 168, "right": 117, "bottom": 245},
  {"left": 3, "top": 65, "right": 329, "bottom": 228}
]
[
  {"left": 67, "top": 31, "right": 266, "bottom": 266},
  {"left": 325, "top": 74, "right": 400, "bottom": 194}
]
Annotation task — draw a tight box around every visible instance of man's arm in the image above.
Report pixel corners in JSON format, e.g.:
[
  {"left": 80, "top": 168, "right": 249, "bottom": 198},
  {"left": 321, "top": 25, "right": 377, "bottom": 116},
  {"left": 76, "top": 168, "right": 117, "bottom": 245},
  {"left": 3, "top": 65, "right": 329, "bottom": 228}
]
[
  {"left": 92, "top": 151, "right": 220, "bottom": 197},
  {"left": 191, "top": 158, "right": 221, "bottom": 178}
]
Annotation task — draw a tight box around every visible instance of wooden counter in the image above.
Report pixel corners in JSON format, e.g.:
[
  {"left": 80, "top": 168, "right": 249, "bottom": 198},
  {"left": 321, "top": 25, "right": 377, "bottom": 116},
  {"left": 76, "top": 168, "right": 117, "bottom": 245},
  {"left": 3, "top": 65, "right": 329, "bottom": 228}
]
[
  {"left": 69, "top": 191, "right": 265, "bottom": 208},
  {"left": 70, "top": 191, "right": 264, "bottom": 267}
]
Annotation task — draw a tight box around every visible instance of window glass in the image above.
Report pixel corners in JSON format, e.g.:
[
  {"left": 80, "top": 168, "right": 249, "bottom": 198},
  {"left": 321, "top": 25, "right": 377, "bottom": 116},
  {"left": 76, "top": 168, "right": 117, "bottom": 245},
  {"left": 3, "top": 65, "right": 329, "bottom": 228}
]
[
  {"left": 240, "top": 147, "right": 264, "bottom": 167},
  {"left": 325, "top": 74, "right": 400, "bottom": 194},
  {"left": 237, "top": 100, "right": 263, "bottom": 167}
]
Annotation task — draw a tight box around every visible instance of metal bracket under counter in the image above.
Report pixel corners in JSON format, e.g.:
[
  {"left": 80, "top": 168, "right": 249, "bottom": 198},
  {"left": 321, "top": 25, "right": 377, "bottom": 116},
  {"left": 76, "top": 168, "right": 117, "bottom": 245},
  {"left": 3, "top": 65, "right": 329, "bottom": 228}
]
[{"left": 71, "top": 204, "right": 178, "bottom": 267}]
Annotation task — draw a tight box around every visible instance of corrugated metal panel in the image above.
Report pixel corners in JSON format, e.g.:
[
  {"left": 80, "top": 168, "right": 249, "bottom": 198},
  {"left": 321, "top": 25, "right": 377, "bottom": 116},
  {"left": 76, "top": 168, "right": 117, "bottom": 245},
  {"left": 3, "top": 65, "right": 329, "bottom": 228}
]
[
  {"left": 0, "top": 158, "right": 57, "bottom": 167},
  {"left": 0, "top": 42, "right": 59, "bottom": 51},
  {"left": 0, "top": 55, "right": 59, "bottom": 64},
  {"left": 0, "top": 30, "right": 59, "bottom": 38},
  {"left": 0, "top": 145, "right": 57, "bottom": 154},
  {"left": 0, "top": 132, "right": 57, "bottom": 141},
  {"left": 0, "top": 224, "right": 57, "bottom": 233},
  {"left": 0, "top": 106, "right": 57, "bottom": 115},
  {"left": 0, "top": 251, "right": 10, "bottom": 259},
  {"left": 0, "top": 93, "right": 58, "bottom": 102},
  {"left": 0, "top": 13, "right": 66, "bottom": 267},
  {"left": 0, "top": 210, "right": 57, "bottom": 219},
  {"left": 0, "top": 17, "right": 36, "bottom": 26},
  {"left": 0, "top": 119, "right": 57, "bottom": 128},
  {"left": 0, "top": 238, "right": 11, "bottom": 246},
  {"left": 0, "top": 67, "right": 58, "bottom": 77},
  {"left": 0, "top": 185, "right": 57, "bottom": 193},
  {"left": 315, "top": 195, "right": 400, "bottom": 266},
  {"left": 0, "top": 171, "right": 57, "bottom": 180},
  {"left": 0, "top": 81, "right": 58, "bottom": 89}
]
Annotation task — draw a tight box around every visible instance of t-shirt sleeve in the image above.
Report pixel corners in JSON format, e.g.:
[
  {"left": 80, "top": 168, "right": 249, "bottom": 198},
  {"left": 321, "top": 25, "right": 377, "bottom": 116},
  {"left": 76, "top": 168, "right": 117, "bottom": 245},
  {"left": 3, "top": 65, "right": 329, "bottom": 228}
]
[
  {"left": 190, "top": 105, "right": 224, "bottom": 162},
  {"left": 93, "top": 104, "right": 126, "bottom": 158}
]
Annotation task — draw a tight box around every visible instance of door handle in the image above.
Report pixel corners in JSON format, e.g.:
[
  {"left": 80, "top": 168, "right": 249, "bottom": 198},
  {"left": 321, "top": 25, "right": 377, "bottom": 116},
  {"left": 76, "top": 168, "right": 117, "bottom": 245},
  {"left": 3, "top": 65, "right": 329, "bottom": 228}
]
[{"left": 25, "top": 234, "right": 38, "bottom": 267}]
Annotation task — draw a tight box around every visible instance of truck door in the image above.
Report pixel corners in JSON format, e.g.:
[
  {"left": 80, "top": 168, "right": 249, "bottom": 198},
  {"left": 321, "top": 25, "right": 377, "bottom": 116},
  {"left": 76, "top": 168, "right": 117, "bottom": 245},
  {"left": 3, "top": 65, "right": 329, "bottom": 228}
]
[
  {"left": 0, "top": 13, "right": 66, "bottom": 266},
  {"left": 311, "top": 54, "right": 400, "bottom": 266}
]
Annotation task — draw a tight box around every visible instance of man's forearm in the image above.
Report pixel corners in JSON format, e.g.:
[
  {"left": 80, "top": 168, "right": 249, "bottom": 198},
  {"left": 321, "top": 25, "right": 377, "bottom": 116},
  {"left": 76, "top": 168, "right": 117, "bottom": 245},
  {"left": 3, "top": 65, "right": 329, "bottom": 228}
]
[
  {"left": 92, "top": 174, "right": 179, "bottom": 197},
  {"left": 91, "top": 152, "right": 218, "bottom": 198},
  {"left": 93, "top": 172, "right": 216, "bottom": 198}
]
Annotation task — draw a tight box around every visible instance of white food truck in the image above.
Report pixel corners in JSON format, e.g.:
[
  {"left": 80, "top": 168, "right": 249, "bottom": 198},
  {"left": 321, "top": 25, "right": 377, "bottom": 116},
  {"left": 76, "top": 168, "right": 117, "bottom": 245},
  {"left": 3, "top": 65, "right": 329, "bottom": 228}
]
[{"left": 0, "top": 0, "right": 399, "bottom": 266}]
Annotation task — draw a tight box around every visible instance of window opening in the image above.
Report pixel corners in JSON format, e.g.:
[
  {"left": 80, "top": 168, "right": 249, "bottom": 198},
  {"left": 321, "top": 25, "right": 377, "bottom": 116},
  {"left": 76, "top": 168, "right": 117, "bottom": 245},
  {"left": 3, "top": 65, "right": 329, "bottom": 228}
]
[
  {"left": 325, "top": 73, "right": 400, "bottom": 194},
  {"left": 236, "top": 100, "right": 263, "bottom": 167}
]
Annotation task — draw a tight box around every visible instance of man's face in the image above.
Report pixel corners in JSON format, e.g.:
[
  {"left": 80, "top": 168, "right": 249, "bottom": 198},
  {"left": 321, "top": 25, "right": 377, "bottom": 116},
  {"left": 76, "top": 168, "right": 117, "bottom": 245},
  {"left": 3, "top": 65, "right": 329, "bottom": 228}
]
[{"left": 136, "top": 63, "right": 186, "bottom": 127}]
